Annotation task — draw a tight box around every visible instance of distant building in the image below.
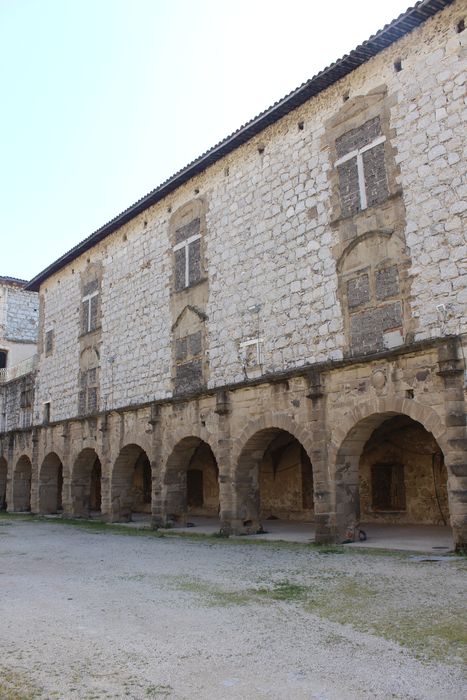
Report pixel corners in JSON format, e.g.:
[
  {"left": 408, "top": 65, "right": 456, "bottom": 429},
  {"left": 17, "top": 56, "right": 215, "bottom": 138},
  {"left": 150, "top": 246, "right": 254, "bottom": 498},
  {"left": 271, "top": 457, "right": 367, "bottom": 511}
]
[
  {"left": 0, "top": 276, "right": 38, "bottom": 371},
  {"left": 0, "top": 0, "right": 466, "bottom": 549}
]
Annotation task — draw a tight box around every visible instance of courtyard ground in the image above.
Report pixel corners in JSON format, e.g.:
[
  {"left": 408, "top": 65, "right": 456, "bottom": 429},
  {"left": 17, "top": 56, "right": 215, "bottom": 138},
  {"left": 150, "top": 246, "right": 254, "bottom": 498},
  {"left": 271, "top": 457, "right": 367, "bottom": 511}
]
[{"left": 0, "top": 515, "right": 465, "bottom": 700}]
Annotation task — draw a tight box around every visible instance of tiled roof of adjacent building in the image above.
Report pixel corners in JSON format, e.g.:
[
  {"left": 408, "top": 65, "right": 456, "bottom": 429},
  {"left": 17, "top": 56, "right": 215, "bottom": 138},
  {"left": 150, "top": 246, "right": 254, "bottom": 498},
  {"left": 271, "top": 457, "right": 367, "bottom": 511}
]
[
  {"left": 0, "top": 276, "right": 29, "bottom": 288},
  {"left": 26, "top": 0, "right": 454, "bottom": 291}
]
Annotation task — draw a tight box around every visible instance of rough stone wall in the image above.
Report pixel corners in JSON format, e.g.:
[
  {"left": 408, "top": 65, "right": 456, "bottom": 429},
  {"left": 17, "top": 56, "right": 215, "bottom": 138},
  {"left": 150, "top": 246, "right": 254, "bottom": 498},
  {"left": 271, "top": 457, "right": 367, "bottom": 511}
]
[
  {"left": 4, "top": 287, "right": 38, "bottom": 343},
  {"left": 0, "top": 282, "right": 38, "bottom": 367},
  {"left": 0, "top": 373, "right": 35, "bottom": 432},
  {"left": 1, "top": 337, "right": 466, "bottom": 546},
  {"left": 359, "top": 422, "right": 450, "bottom": 525},
  {"left": 390, "top": 10, "right": 467, "bottom": 340},
  {"left": 28, "top": 2, "right": 466, "bottom": 422}
]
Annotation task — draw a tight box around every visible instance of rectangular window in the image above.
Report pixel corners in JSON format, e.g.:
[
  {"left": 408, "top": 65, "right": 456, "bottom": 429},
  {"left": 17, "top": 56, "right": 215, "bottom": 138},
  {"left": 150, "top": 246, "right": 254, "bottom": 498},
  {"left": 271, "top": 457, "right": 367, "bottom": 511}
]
[
  {"left": 81, "top": 291, "right": 99, "bottom": 334},
  {"left": 45, "top": 329, "right": 54, "bottom": 356},
  {"left": 335, "top": 117, "right": 389, "bottom": 217},
  {"left": 43, "top": 402, "right": 51, "bottom": 425},
  {"left": 174, "top": 330, "right": 204, "bottom": 394},
  {"left": 173, "top": 218, "right": 201, "bottom": 290},
  {"left": 371, "top": 463, "right": 406, "bottom": 511},
  {"left": 78, "top": 369, "right": 99, "bottom": 415}
]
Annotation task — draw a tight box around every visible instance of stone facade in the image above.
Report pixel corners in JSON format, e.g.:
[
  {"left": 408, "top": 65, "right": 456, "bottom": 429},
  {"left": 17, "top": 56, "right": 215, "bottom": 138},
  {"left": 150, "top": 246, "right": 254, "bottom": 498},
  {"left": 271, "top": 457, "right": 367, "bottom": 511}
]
[
  {"left": 0, "top": 277, "right": 38, "bottom": 370},
  {"left": 1, "top": 1, "right": 466, "bottom": 548}
]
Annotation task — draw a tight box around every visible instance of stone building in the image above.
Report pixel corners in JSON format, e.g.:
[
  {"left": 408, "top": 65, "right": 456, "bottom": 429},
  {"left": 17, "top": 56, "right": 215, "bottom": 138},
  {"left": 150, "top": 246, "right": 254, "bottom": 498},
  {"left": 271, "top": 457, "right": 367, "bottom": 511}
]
[
  {"left": 0, "top": 277, "right": 38, "bottom": 373},
  {"left": 0, "top": 0, "right": 466, "bottom": 548}
]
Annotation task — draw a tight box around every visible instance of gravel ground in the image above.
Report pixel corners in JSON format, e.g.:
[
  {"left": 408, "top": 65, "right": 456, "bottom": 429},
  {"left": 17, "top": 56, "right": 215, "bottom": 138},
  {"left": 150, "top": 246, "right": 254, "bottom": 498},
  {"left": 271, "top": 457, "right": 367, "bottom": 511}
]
[{"left": 0, "top": 517, "right": 466, "bottom": 700}]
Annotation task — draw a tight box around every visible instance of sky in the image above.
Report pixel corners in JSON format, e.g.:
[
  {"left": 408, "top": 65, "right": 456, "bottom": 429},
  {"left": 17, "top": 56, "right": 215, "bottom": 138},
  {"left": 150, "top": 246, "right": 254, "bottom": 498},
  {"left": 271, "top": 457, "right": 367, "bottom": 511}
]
[{"left": 1, "top": 0, "right": 414, "bottom": 281}]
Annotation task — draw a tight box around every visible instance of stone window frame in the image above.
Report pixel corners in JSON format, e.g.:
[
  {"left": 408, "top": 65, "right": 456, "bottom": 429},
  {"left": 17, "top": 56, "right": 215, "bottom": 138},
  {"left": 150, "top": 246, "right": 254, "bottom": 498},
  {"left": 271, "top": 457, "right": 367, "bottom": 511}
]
[
  {"left": 174, "top": 329, "right": 204, "bottom": 394},
  {"left": 335, "top": 132, "right": 386, "bottom": 212},
  {"left": 239, "top": 337, "right": 264, "bottom": 370},
  {"left": 78, "top": 366, "right": 99, "bottom": 416},
  {"left": 173, "top": 225, "right": 202, "bottom": 291}
]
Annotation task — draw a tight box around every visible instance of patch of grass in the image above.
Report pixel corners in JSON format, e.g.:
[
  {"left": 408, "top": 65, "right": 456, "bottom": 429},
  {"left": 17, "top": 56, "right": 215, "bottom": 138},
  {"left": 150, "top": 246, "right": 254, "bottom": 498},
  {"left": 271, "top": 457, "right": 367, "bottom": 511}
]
[
  {"left": 373, "top": 615, "right": 467, "bottom": 665},
  {"left": 166, "top": 575, "right": 254, "bottom": 606},
  {"left": 254, "top": 580, "right": 309, "bottom": 601},
  {"left": 0, "top": 667, "right": 41, "bottom": 699}
]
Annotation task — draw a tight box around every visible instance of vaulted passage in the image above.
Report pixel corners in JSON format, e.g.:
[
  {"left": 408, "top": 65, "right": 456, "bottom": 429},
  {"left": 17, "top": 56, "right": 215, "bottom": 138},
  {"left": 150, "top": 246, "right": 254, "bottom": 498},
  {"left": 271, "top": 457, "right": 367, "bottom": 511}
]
[
  {"left": 0, "top": 457, "right": 7, "bottom": 510},
  {"left": 39, "top": 452, "right": 63, "bottom": 514},
  {"left": 163, "top": 437, "right": 219, "bottom": 526},
  {"left": 111, "top": 444, "right": 152, "bottom": 522},
  {"left": 71, "top": 449, "right": 102, "bottom": 517},
  {"left": 335, "top": 413, "right": 451, "bottom": 542},
  {"left": 359, "top": 416, "right": 449, "bottom": 526},
  {"left": 234, "top": 428, "right": 314, "bottom": 534},
  {"left": 12, "top": 455, "right": 32, "bottom": 512}
]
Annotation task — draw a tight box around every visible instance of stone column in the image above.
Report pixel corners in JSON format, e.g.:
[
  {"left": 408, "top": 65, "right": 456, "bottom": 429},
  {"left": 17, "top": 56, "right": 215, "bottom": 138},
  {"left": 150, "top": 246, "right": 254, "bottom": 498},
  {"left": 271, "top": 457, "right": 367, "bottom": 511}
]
[
  {"left": 307, "top": 371, "right": 338, "bottom": 544},
  {"left": 437, "top": 338, "right": 467, "bottom": 551}
]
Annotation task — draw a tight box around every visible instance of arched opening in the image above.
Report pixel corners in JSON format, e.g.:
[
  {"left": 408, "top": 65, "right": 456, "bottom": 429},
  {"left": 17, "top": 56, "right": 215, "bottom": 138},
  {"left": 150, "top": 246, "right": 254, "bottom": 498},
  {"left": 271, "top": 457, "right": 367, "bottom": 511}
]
[
  {"left": 235, "top": 428, "right": 314, "bottom": 534},
  {"left": 163, "top": 437, "right": 219, "bottom": 526},
  {"left": 12, "top": 456, "right": 32, "bottom": 512},
  {"left": 335, "top": 412, "right": 451, "bottom": 543},
  {"left": 39, "top": 453, "right": 63, "bottom": 514},
  {"left": 111, "top": 444, "right": 152, "bottom": 522},
  {"left": 71, "top": 449, "right": 102, "bottom": 517},
  {"left": 0, "top": 457, "right": 7, "bottom": 510}
]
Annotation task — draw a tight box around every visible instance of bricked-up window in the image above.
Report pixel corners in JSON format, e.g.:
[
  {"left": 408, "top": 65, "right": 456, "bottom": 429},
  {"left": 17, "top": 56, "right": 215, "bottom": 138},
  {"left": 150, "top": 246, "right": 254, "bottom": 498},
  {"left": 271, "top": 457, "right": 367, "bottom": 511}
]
[
  {"left": 45, "top": 329, "right": 54, "bottom": 356},
  {"left": 335, "top": 117, "right": 389, "bottom": 217},
  {"left": 81, "top": 280, "right": 99, "bottom": 334},
  {"left": 371, "top": 463, "right": 406, "bottom": 511},
  {"left": 173, "top": 218, "right": 202, "bottom": 291},
  {"left": 174, "top": 330, "right": 203, "bottom": 393},
  {"left": 345, "top": 260, "right": 403, "bottom": 355},
  {"left": 78, "top": 368, "right": 98, "bottom": 415}
]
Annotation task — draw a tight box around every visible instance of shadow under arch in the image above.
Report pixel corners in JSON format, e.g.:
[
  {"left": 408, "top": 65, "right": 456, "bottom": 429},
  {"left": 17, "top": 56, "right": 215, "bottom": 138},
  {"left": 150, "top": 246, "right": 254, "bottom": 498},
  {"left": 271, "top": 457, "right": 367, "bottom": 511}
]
[
  {"left": 12, "top": 455, "right": 32, "bottom": 512},
  {"left": 232, "top": 425, "right": 314, "bottom": 535},
  {"left": 332, "top": 408, "right": 451, "bottom": 542},
  {"left": 110, "top": 444, "right": 152, "bottom": 522},
  {"left": 39, "top": 452, "right": 63, "bottom": 514},
  {"left": 159, "top": 435, "right": 219, "bottom": 527},
  {"left": 71, "top": 448, "right": 102, "bottom": 517}
]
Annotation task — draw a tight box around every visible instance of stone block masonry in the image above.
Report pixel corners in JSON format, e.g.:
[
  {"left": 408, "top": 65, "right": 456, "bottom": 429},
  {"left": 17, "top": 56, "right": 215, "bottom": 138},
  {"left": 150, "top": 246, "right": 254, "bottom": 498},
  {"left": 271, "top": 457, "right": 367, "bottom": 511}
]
[{"left": 1, "top": 1, "right": 466, "bottom": 551}]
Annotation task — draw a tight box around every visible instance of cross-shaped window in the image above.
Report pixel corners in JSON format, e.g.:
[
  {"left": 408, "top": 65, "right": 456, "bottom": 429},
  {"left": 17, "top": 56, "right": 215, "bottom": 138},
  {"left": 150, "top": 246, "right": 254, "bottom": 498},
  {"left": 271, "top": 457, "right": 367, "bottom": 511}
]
[
  {"left": 173, "top": 218, "right": 201, "bottom": 291},
  {"left": 81, "top": 291, "right": 99, "bottom": 334},
  {"left": 335, "top": 117, "right": 389, "bottom": 217}
]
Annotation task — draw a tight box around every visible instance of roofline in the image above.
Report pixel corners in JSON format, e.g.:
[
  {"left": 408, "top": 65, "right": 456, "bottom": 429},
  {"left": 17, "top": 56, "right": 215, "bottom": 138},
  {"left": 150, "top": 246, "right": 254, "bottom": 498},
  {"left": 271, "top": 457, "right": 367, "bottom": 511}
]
[
  {"left": 25, "top": 0, "right": 454, "bottom": 292},
  {"left": 0, "top": 276, "right": 29, "bottom": 288}
]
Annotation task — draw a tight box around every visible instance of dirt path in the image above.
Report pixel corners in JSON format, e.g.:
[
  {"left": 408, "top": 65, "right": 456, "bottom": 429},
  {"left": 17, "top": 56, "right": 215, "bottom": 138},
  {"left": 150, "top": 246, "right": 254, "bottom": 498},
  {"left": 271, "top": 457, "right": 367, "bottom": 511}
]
[{"left": 0, "top": 517, "right": 466, "bottom": 699}]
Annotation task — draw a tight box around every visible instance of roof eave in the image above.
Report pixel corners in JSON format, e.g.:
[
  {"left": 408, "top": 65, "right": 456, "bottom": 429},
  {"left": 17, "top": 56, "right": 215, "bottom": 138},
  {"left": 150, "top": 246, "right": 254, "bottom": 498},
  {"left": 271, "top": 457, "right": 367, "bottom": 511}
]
[{"left": 25, "top": 0, "right": 454, "bottom": 291}]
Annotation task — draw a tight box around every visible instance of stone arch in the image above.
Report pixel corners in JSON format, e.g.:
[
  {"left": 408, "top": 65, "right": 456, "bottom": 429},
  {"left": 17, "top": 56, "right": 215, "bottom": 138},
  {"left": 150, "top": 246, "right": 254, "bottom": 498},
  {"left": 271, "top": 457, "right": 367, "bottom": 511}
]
[
  {"left": 39, "top": 452, "right": 63, "bottom": 514},
  {"left": 159, "top": 434, "right": 220, "bottom": 527},
  {"left": 330, "top": 398, "right": 451, "bottom": 541},
  {"left": 0, "top": 456, "right": 7, "bottom": 510},
  {"left": 233, "top": 413, "right": 314, "bottom": 467},
  {"left": 71, "top": 448, "right": 102, "bottom": 517},
  {"left": 232, "top": 414, "right": 315, "bottom": 534},
  {"left": 12, "top": 455, "right": 32, "bottom": 512},
  {"left": 110, "top": 444, "right": 152, "bottom": 522}
]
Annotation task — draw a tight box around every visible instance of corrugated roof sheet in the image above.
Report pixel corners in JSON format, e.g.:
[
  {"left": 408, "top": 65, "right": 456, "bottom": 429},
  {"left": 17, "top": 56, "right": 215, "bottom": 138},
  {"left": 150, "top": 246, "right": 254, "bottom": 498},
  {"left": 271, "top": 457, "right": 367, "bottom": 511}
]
[{"left": 26, "top": 0, "right": 454, "bottom": 291}]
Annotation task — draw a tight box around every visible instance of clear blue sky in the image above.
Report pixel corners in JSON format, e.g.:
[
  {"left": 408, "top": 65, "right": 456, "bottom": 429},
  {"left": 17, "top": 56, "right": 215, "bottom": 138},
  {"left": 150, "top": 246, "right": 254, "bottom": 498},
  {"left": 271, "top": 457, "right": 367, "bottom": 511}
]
[{"left": 1, "top": 0, "right": 412, "bottom": 281}]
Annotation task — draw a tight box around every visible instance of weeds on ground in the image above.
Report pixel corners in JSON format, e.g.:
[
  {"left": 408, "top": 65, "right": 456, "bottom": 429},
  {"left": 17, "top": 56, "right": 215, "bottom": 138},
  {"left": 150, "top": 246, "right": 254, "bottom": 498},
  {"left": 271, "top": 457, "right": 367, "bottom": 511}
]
[{"left": 0, "top": 667, "right": 41, "bottom": 700}]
